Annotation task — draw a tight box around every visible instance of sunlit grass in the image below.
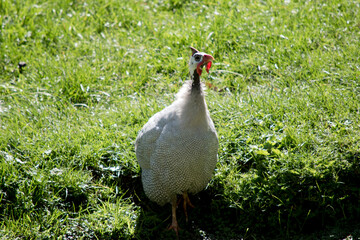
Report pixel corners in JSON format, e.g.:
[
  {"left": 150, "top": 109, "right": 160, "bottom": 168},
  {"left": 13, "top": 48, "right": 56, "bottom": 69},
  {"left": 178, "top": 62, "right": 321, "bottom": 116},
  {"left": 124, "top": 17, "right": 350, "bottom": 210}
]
[{"left": 1, "top": 0, "right": 360, "bottom": 239}]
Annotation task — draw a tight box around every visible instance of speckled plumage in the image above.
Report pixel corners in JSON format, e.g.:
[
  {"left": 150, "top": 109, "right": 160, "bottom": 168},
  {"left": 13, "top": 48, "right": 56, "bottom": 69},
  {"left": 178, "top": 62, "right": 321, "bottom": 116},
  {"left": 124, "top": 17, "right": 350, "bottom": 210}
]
[{"left": 135, "top": 79, "right": 218, "bottom": 205}]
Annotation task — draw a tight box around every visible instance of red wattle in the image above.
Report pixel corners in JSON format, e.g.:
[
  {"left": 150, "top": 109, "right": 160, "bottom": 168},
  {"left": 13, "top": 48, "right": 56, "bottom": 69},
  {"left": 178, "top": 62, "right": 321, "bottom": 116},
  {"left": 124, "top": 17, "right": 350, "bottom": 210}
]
[
  {"left": 206, "top": 61, "right": 212, "bottom": 74},
  {"left": 196, "top": 67, "right": 202, "bottom": 76},
  {"left": 196, "top": 63, "right": 203, "bottom": 76}
]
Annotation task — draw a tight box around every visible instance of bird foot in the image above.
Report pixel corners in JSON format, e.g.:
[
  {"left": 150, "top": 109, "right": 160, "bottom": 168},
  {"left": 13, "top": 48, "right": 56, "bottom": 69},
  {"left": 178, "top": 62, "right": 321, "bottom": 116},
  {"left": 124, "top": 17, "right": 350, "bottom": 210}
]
[{"left": 167, "top": 222, "right": 180, "bottom": 238}]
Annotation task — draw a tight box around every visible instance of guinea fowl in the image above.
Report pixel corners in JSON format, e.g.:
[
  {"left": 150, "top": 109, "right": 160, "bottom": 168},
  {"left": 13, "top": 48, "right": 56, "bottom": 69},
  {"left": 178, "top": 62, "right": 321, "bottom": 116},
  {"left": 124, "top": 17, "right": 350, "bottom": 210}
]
[{"left": 135, "top": 47, "right": 218, "bottom": 236}]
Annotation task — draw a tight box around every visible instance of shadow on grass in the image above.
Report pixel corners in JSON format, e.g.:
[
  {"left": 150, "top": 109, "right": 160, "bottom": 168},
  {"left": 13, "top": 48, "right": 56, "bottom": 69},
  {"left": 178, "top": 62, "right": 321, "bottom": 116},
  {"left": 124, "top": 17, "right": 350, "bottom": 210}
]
[{"left": 131, "top": 184, "right": 245, "bottom": 240}]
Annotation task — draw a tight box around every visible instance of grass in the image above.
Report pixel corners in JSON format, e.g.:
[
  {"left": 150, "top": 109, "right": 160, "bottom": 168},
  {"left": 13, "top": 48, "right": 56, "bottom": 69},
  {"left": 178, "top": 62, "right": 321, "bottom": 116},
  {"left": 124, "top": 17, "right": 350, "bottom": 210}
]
[{"left": 1, "top": 0, "right": 360, "bottom": 239}]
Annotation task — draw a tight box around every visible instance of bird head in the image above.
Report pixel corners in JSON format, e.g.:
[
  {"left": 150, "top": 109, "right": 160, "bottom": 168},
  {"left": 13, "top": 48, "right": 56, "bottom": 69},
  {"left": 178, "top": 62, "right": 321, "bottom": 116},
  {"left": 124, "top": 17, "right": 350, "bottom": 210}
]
[{"left": 189, "top": 47, "right": 214, "bottom": 77}]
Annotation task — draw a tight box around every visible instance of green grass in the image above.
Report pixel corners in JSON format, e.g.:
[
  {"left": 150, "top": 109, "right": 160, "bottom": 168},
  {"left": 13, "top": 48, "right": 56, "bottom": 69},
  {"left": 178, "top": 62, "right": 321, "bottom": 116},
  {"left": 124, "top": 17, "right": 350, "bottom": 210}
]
[{"left": 1, "top": 0, "right": 360, "bottom": 239}]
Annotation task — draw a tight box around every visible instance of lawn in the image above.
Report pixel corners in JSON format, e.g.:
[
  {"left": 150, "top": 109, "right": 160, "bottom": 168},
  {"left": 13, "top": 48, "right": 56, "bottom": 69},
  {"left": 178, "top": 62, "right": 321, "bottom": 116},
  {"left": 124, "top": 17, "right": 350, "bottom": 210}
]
[{"left": 1, "top": 0, "right": 360, "bottom": 239}]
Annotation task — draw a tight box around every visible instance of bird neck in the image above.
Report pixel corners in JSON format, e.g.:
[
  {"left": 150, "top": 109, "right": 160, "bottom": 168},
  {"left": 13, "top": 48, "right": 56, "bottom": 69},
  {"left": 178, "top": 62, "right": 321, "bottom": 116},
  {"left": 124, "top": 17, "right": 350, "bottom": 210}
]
[
  {"left": 174, "top": 71, "right": 208, "bottom": 127},
  {"left": 191, "top": 70, "right": 201, "bottom": 93}
]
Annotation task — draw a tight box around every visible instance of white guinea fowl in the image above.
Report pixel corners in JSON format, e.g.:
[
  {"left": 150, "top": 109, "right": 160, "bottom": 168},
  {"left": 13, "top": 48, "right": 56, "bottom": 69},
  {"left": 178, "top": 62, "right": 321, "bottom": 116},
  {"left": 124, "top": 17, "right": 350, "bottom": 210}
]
[{"left": 135, "top": 47, "right": 218, "bottom": 235}]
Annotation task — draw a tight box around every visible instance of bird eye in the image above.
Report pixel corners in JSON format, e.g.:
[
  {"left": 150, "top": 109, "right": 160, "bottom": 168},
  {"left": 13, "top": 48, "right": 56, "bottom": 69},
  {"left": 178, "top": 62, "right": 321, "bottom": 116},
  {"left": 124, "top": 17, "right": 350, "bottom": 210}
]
[{"left": 194, "top": 55, "right": 201, "bottom": 62}]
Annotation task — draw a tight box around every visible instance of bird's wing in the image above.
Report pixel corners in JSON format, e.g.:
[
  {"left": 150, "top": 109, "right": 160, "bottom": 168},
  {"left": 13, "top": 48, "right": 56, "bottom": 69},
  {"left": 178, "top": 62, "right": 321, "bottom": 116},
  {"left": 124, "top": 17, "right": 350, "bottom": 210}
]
[{"left": 135, "top": 109, "right": 173, "bottom": 169}]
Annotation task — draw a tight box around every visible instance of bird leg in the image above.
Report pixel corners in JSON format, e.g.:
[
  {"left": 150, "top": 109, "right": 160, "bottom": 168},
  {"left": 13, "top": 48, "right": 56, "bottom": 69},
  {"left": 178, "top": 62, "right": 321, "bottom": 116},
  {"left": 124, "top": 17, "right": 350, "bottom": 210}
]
[
  {"left": 182, "top": 191, "right": 195, "bottom": 223},
  {"left": 167, "top": 193, "right": 194, "bottom": 237},
  {"left": 168, "top": 197, "right": 180, "bottom": 238}
]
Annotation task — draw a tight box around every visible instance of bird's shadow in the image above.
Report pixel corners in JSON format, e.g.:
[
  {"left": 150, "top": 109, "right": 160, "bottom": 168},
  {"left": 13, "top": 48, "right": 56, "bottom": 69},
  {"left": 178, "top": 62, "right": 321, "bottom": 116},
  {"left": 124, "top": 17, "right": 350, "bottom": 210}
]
[{"left": 128, "top": 177, "right": 245, "bottom": 240}]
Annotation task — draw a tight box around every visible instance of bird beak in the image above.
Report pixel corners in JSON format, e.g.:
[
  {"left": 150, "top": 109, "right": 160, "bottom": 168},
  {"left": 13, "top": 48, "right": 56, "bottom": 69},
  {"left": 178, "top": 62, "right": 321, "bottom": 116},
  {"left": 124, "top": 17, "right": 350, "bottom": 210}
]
[{"left": 197, "top": 54, "right": 214, "bottom": 76}]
